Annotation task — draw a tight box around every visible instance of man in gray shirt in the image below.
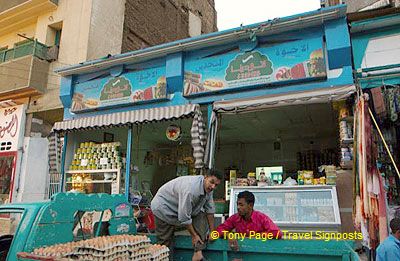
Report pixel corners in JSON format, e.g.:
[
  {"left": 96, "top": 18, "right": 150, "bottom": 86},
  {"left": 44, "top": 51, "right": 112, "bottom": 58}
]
[{"left": 151, "top": 169, "right": 222, "bottom": 261}]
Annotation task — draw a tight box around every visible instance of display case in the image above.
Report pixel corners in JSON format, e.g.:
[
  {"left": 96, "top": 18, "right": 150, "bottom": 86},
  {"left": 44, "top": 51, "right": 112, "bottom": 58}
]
[
  {"left": 229, "top": 185, "right": 341, "bottom": 232},
  {"left": 65, "top": 169, "right": 121, "bottom": 194}
]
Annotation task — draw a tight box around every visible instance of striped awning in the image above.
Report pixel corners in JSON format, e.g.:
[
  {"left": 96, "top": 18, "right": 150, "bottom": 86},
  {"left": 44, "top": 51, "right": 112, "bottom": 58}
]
[
  {"left": 53, "top": 104, "right": 200, "bottom": 132},
  {"left": 213, "top": 85, "right": 357, "bottom": 113},
  {"left": 48, "top": 104, "right": 207, "bottom": 187}
]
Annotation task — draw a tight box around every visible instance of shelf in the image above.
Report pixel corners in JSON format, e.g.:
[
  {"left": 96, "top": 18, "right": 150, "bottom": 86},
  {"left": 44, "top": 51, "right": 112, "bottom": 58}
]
[
  {"left": 66, "top": 180, "right": 115, "bottom": 184},
  {"left": 66, "top": 169, "right": 119, "bottom": 174}
]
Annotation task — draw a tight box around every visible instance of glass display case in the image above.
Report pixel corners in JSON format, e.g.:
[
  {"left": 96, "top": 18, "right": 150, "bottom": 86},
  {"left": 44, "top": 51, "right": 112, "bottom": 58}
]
[{"left": 229, "top": 185, "right": 341, "bottom": 232}]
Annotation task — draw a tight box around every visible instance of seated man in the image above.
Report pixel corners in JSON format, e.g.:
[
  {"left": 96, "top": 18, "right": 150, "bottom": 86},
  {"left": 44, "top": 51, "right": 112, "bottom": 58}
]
[
  {"left": 214, "top": 191, "right": 281, "bottom": 250},
  {"left": 376, "top": 217, "right": 400, "bottom": 261}
]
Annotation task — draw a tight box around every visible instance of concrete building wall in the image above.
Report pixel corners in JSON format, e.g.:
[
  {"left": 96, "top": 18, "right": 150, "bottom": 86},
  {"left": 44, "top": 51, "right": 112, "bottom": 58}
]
[
  {"left": 323, "top": 0, "right": 393, "bottom": 12},
  {"left": 173, "top": 0, "right": 217, "bottom": 33},
  {"left": 87, "top": 0, "right": 126, "bottom": 60},
  {"left": 121, "top": 0, "right": 217, "bottom": 52},
  {"left": 34, "top": 0, "right": 93, "bottom": 65},
  {"left": 0, "top": 24, "right": 36, "bottom": 48},
  {"left": 28, "top": 0, "right": 95, "bottom": 113}
]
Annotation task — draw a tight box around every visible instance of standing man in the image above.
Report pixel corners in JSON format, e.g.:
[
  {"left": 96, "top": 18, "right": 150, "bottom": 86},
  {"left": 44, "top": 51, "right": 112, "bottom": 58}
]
[
  {"left": 376, "top": 218, "right": 400, "bottom": 261},
  {"left": 151, "top": 169, "right": 222, "bottom": 261}
]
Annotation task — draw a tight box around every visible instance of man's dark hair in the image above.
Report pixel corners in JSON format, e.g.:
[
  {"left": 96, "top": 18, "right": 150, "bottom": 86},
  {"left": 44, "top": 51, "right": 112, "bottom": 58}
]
[
  {"left": 238, "top": 191, "right": 255, "bottom": 205},
  {"left": 205, "top": 169, "right": 223, "bottom": 180},
  {"left": 390, "top": 218, "right": 400, "bottom": 233}
]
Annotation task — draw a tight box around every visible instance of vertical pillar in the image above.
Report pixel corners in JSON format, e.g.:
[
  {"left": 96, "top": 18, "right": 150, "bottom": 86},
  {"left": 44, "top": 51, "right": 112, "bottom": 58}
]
[
  {"left": 125, "top": 125, "right": 133, "bottom": 201},
  {"left": 60, "top": 132, "right": 68, "bottom": 192}
]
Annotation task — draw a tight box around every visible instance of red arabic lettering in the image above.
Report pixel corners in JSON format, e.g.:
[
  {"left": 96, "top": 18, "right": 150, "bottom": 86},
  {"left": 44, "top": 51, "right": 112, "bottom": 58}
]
[
  {"left": 0, "top": 114, "right": 18, "bottom": 138},
  {"left": 4, "top": 107, "right": 17, "bottom": 116}
]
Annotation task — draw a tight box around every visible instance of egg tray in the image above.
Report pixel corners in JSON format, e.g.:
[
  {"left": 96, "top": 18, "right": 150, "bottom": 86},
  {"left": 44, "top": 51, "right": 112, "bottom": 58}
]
[
  {"left": 81, "top": 235, "right": 151, "bottom": 251},
  {"left": 75, "top": 252, "right": 130, "bottom": 261},
  {"left": 71, "top": 245, "right": 150, "bottom": 257},
  {"left": 31, "top": 235, "right": 151, "bottom": 258},
  {"left": 149, "top": 250, "right": 169, "bottom": 259},
  {"left": 78, "top": 241, "right": 151, "bottom": 252},
  {"left": 150, "top": 253, "right": 169, "bottom": 261},
  {"left": 64, "top": 252, "right": 151, "bottom": 261}
]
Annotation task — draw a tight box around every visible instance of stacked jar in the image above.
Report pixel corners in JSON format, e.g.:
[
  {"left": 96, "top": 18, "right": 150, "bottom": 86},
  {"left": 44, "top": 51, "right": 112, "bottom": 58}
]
[{"left": 69, "top": 142, "right": 123, "bottom": 170}]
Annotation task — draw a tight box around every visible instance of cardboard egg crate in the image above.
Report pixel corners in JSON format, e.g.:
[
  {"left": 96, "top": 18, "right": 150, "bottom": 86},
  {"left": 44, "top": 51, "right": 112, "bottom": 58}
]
[{"left": 31, "top": 235, "right": 169, "bottom": 261}]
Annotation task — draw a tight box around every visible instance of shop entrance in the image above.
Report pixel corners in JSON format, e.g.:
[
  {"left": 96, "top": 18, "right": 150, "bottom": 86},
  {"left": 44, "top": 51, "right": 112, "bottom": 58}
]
[{"left": 214, "top": 103, "right": 340, "bottom": 195}]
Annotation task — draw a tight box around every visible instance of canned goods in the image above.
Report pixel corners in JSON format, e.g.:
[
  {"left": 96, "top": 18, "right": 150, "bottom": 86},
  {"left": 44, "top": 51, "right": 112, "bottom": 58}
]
[{"left": 80, "top": 143, "right": 85, "bottom": 149}]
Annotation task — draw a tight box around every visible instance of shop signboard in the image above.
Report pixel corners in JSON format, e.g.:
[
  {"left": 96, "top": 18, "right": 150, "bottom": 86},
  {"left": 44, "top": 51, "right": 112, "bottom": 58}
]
[
  {"left": 0, "top": 104, "right": 25, "bottom": 152},
  {"left": 71, "top": 66, "right": 167, "bottom": 112},
  {"left": 183, "top": 37, "right": 327, "bottom": 96}
]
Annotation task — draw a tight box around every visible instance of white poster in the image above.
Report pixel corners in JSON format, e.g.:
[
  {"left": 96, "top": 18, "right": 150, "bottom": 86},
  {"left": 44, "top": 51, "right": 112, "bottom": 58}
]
[{"left": 0, "top": 105, "right": 25, "bottom": 152}]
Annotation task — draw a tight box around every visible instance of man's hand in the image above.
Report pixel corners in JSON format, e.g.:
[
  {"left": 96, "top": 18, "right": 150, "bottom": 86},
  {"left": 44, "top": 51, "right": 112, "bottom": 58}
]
[
  {"left": 192, "top": 233, "right": 204, "bottom": 247},
  {"left": 228, "top": 239, "right": 239, "bottom": 251}
]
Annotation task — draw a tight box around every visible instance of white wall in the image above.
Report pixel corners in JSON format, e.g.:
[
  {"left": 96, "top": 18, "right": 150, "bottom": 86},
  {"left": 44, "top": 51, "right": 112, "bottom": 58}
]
[
  {"left": 361, "top": 33, "right": 400, "bottom": 69},
  {"left": 16, "top": 137, "right": 49, "bottom": 202}
]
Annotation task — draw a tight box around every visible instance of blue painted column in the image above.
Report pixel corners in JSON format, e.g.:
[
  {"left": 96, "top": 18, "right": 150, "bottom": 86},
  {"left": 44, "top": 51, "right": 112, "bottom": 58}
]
[
  {"left": 125, "top": 125, "right": 133, "bottom": 201},
  {"left": 60, "top": 132, "right": 68, "bottom": 192}
]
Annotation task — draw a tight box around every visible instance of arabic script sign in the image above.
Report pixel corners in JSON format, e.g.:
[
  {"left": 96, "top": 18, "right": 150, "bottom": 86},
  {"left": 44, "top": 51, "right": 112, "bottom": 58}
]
[
  {"left": 0, "top": 105, "right": 25, "bottom": 151},
  {"left": 184, "top": 37, "right": 326, "bottom": 96},
  {"left": 71, "top": 67, "right": 167, "bottom": 112}
]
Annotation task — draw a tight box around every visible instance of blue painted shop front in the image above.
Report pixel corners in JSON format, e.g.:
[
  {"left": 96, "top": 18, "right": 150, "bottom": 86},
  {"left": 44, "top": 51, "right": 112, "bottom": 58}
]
[
  {"left": 58, "top": 5, "right": 353, "bottom": 120},
  {"left": 351, "top": 13, "right": 400, "bottom": 89},
  {"left": 52, "top": 5, "right": 359, "bottom": 260}
]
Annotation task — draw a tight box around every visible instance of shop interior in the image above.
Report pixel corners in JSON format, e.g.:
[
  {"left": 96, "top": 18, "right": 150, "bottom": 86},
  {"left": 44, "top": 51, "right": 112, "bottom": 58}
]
[{"left": 213, "top": 102, "right": 342, "bottom": 199}]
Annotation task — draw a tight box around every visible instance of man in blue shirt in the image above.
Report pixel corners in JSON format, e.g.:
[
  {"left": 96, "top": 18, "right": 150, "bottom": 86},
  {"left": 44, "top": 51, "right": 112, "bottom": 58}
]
[{"left": 376, "top": 218, "right": 400, "bottom": 261}]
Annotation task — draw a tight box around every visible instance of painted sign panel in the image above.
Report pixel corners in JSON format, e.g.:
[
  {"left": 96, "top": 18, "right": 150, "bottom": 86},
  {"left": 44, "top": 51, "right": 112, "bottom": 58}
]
[
  {"left": 184, "top": 37, "right": 326, "bottom": 96},
  {"left": 71, "top": 67, "right": 167, "bottom": 112},
  {"left": 115, "top": 203, "right": 130, "bottom": 217},
  {"left": 0, "top": 105, "right": 25, "bottom": 152}
]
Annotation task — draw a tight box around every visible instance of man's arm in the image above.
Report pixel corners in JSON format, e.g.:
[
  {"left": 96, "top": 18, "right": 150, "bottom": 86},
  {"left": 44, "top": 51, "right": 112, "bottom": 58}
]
[
  {"left": 177, "top": 191, "right": 204, "bottom": 246},
  {"left": 177, "top": 191, "right": 193, "bottom": 225},
  {"left": 215, "top": 215, "right": 236, "bottom": 236},
  {"left": 262, "top": 215, "right": 282, "bottom": 239}
]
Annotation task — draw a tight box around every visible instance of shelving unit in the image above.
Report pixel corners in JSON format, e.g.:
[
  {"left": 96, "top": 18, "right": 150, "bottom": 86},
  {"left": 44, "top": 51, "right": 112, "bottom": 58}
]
[{"left": 65, "top": 169, "right": 121, "bottom": 194}]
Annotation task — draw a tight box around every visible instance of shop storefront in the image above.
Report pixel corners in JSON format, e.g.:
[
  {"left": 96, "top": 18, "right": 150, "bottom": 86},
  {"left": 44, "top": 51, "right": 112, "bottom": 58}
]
[
  {"left": 52, "top": 5, "right": 355, "bottom": 234},
  {"left": 350, "top": 10, "right": 400, "bottom": 255},
  {"left": 204, "top": 85, "right": 356, "bottom": 232},
  {"left": 0, "top": 104, "right": 25, "bottom": 204}
]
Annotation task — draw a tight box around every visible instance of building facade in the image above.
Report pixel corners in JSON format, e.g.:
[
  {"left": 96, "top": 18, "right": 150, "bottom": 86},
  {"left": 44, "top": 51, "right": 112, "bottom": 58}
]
[{"left": 0, "top": 0, "right": 217, "bottom": 203}]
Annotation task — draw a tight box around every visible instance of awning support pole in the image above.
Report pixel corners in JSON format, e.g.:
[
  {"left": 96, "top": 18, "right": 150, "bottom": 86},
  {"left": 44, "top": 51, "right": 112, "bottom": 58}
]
[
  {"left": 60, "top": 132, "right": 68, "bottom": 192},
  {"left": 368, "top": 108, "right": 400, "bottom": 179},
  {"left": 125, "top": 125, "right": 133, "bottom": 201},
  {"left": 207, "top": 104, "right": 215, "bottom": 169}
]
